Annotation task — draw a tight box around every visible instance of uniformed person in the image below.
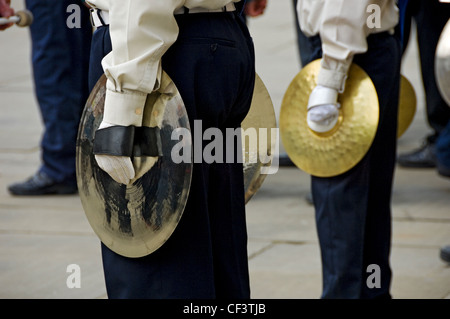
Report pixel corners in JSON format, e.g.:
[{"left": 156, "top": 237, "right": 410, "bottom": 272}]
[
  {"left": 296, "top": 0, "right": 401, "bottom": 298},
  {"left": 397, "top": 0, "right": 450, "bottom": 169},
  {"left": 85, "top": 0, "right": 260, "bottom": 299},
  {"left": 7, "top": 0, "right": 92, "bottom": 196}
]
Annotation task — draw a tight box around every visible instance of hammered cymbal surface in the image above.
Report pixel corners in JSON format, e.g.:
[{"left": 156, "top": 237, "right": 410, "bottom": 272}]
[
  {"left": 76, "top": 73, "right": 192, "bottom": 258},
  {"left": 242, "top": 73, "right": 277, "bottom": 203},
  {"left": 397, "top": 75, "right": 417, "bottom": 138},
  {"left": 280, "top": 59, "right": 379, "bottom": 177}
]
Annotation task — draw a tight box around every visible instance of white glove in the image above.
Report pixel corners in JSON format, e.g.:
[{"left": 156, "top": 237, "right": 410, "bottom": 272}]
[
  {"left": 306, "top": 85, "right": 340, "bottom": 133},
  {"left": 94, "top": 121, "right": 135, "bottom": 185}
]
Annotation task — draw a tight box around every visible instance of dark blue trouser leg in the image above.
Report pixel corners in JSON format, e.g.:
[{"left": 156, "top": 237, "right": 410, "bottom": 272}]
[
  {"left": 402, "top": 0, "right": 450, "bottom": 142},
  {"left": 291, "top": 0, "right": 322, "bottom": 68},
  {"left": 25, "top": 0, "right": 91, "bottom": 184},
  {"left": 436, "top": 121, "right": 450, "bottom": 171},
  {"left": 306, "top": 32, "right": 401, "bottom": 298},
  {"left": 88, "top": 26, "right": 111, "bottom": 91},
  {"left": 88, "top": 12, "right": 255, "bottom": 299}
]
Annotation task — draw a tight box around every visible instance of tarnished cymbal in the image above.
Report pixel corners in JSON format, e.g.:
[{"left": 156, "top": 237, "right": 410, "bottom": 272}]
[
  {"left": 280, "top": 59, "right": 379, "bottom": 177},
  {"left": 435, "top": 18, "right": 450, "bottom": 106},
  {"left": 76, "top": 72, "right": 192, "bottom": 258},
  {"left": 242, "top": 73, "right": 277, "bottom": 203},
  {"left": 397, "top": 75, "right": 417, "bottom": 138},
  {"left": 76, "top": 71, "right": 274, "bottom": 257}
]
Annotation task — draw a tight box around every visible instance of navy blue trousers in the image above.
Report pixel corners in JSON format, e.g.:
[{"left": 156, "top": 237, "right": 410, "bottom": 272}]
[
  {"left": 405, "top": 0, "right": 450, "bottom": 170},
  {"left": 25, "top": 0, "right": 92, "bottom": 184},
  {"left": 304, "top": 32, "right": 401, "bottom": 299},
  {"left": 88, "top": 12, "right": 255, "bottom": 299},
  {"left": 402, "top": 0, "right": 450, "bottom": 143}
]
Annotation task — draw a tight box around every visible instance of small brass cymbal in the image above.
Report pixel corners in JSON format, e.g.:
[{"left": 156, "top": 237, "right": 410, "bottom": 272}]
[
  {"left": 280, "top": 59, "right": 379, "bottom": 177},
  {"left": 242, "top": 73, "right": 277, "bottom": 203},
  {"left": 397, "top": 75, "right": 417, "bottom": 138}
]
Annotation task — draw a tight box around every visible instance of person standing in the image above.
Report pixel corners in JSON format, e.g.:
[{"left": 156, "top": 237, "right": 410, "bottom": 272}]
[
  {"left": 7, "top": 1, "right": 92, "bottom": 196},
  {"left": 85, "top": 0, "right": 260, "bottom": 298},
  {"left": 397, "top": 0, "right": 450, "bottom": 169},
  {"left": 296, "top": 0, "right": 401, "bottom": 298}
]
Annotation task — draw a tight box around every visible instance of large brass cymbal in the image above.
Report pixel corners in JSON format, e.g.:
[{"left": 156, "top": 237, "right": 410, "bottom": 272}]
[
  {"left": 76, "top": 72, "right": 192, "bottom": 258},
  {"left": 280, "top": 59, "right": 379, "bottom": 177},
  {"left": 76, "top": 71, "right": 274, "bottom": 257},
  {"left": 397, "top": 75, "right": 417, "bottom": 138},
  {"left": 242, "top": 73, "right": 277, "bottom": 203},
  {"left": 435, "top": 18, "right": 450, "bottom": 106}
]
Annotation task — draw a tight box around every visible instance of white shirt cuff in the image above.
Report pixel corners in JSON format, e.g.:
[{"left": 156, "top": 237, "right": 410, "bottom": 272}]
[
  {"left": 317, "top": 67, "right": 348, "bottom": 93},
  {"left": 103, "top": 89, "right": 147, "bottom": 127}
]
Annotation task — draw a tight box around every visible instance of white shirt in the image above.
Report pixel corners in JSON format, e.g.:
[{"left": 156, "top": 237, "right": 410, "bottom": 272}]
[
  {"left": 86, "top": 0, "right": 240, "bottom": 127},
  {"left": 297, "top": 0, "right": 399, "bottom": 92}
]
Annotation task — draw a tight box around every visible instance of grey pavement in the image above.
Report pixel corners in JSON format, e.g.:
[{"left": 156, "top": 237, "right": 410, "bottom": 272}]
[{"left": 1, "top": 0, "right": 450, "bottom": 299}]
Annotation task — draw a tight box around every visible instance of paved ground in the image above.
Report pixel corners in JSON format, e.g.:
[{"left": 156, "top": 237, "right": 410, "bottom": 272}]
[{"left": 0, "top": 0, "right": 449, "bottom": 299}]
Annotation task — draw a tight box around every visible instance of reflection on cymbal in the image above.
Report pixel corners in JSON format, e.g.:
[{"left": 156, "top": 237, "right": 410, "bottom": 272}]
[
  {"left": 76, "top": 72, "right": 192, "bottom": 258},
  {"left": 242, "top": 73, "right": 277, "bottom": 203}
]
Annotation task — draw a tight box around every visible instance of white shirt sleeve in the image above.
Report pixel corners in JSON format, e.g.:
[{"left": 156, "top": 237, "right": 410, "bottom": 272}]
[
  {"left": 86, "top": 0, "right": 239, "bottom": 127},
  {"left": 297, "top": 0, "right": 398, "bottom": 92},
  {"left": 87, "top": 0, "right": 184, "bottom": 126}
]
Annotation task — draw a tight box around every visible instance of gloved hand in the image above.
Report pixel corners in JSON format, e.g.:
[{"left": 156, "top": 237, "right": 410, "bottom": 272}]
[
  {"left": 306, "top": 85, "right": 340, "bottom": 133},
  {"left": 94, "top": 121, "right": 135, "bottom": 185}
]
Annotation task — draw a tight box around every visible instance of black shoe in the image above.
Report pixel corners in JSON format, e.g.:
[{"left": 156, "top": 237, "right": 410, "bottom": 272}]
[
  {"left": 279, "top": 155, "right": 296, "bottom": 167},
  {"left": 7, "top": 171, "right": 78, "bottom": 196},
  {"left": 437, "top": 164, "right": 450, "bottom": 178},
  {"left": 440, "top": 246, "right": 450, "bottom": 263},
  {"left": 397, "top": 142, "right": 437, "bottom": 168}
]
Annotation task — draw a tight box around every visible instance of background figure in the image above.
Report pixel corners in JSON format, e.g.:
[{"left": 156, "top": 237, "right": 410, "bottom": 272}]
[
  {"left": 8, "top": 1, "right": 92, "bottom": 195},
  {"left": 434, "top": 2, "right": 450, "bottom": 179},
  {"left": 288, "top": 0, "right": 322, "bottom": 173},
  {"left": 233, "top": 0, "right": 268, "bottom": 24},
  {"left": 397, "top": 0, "right": 450, "bottom": 266},
  {"left": 244, "top": 0, "right": 267, "bottom": 17},
  {"left": 397, "top": 0, "right": 450, "bottom": 168},
  {"left": 291, "top": 0, "right": 320, "bottom": 68},
  {"left": 0, "top": 0, "right": 14, "bottom": 31},
  {"left": 436, "top": 121, "right": 450, "bottom": 178},
  {"left": 291, "top": 0, "right": 333, "bottom": 203}
]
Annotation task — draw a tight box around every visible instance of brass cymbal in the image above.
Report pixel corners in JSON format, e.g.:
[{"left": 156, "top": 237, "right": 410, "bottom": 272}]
[
  {"left": 280, "top": 59, "right": 379, "bottom": 177},
  {"left": 435, "top": 18, "right": 450, "bottom": 106},
  {"left": 242, "top": 73, "right": 277, "bottom": 203},
  {"left": 76, "top": 72, "right": 192, "bottom": 258},
  {"left": 397, "top": 75, "right": 417, "bottom": 138}
]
